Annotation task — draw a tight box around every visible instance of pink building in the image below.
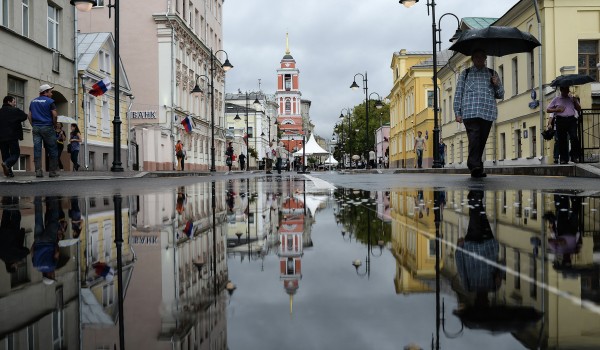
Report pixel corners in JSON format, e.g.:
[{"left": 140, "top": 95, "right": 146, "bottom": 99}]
[{"left": 375, "top": 124, "right": 390, "bottom": 167}]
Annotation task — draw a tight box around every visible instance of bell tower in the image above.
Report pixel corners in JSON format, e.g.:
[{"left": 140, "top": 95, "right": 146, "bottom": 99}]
[{"left": 276, "top": 33, "right": 304, "bottom": 153}]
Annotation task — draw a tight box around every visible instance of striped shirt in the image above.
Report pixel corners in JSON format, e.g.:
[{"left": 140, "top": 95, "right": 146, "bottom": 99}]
[{"left": 453, "top": 66, "right": 504, "bottom": 122}]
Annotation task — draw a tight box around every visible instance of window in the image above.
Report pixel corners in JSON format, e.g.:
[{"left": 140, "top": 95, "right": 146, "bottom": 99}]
[
  {"left": 8, "top": 77, "right": 25, "bottom": 110},
  {"left": 284, "top": 75, "right": 291, "bottom": 91},
  {"left": 427, "top": 90, "right": 434, "bottom": 108},
  {"left": 94, "top": 0, "right": 105, "bottom": 6},
  {"left": 498, "top": 64, "right": 504, "bottom": 85},
  {"left": 500, "top": 132, "right": 506, "bottom": 160},
  {"left": 514, "top": 250, "right": 521, "bottom": 290},
  {"left": 101, "top": 100, "right": 110, "bottom": 137},
  {"left": 47, "top": 5, "right": 60, "bottom": 50},
  {"left": 248, "top": 126, "right": 253, "bottom": 138},
  {"left": 527, "top": 52, "right": 534, "bottom": 90},
  {"left": 98, "top": 50, "right": 111, "bottom": 74},
  {"left": 102, "top": 283, "right": 115, "bottom": 307},
  {"left": 22, "top": 0, "right": 29, "bottom": 37},
  {"left": 103, "top": 219, "right": 112, "bottom": 261},
  {"left": 578, "top": 40, "right": 599, "bottom": 81},
  {"left": 529, "top": 126, "right": 536, "bottom": 157},
  {"left": 87, "top": 95, "right": 97, "bottom": 134},
  {"left": 195, "top": 9, "right": 199, "bottom": 34},
  {"left": 511, "top": 57, "right": 518, "bottom": 96},
  {"left": 188, "top": 2, "right": 193, "bottom": 25},
  {"left": 1, "top": 0, "right": 8, "bottom": 27},
  {"left": 285, "top": 98, "right": 291, "bottom": 114}
]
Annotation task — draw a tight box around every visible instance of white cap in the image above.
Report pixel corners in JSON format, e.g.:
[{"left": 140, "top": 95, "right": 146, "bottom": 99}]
[
  {"left": 39, "top": 84, "right": 53, "bottom": 93},
  {"left": 42, "top": 277, "right": 56, "bottom": 285}
]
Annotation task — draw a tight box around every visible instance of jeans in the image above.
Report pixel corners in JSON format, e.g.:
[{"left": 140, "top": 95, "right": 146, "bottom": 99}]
[
  {"left": 266, "top": 158, "right": 273, "bottom": 172},
  {"left": 276, "top": 157, "right": 282, "bottom": 174},
  {"left": 416, "top": 149, "right": 424, "bottom": 168},
  {"left": 32, "top": 125, "right": 57, "bottom": 169},
  {"left": 555, "top": 116, "right": 580, "bottom": 163},
  {"left": 71, "top": 150, "right": 80, "bottom": 170},
  {"left": 463, "top": 118, "right": 493, "bottom": 172},
  {"left": 0, "top": 140, "right": 20, "bottom": 167}
]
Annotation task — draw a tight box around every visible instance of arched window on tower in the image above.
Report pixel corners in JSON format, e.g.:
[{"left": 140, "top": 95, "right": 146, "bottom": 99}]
[{"left": 285, "top": 98, "right": 291, "bottom": 114}]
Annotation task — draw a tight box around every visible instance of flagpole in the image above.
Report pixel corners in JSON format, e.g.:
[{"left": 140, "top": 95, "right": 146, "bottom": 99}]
[{"left": 82, "top": 79, "right": 89, "bottom": 170}]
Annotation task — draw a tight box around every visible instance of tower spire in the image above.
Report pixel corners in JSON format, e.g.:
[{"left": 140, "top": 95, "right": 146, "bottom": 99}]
[{"left": 285, "top": 32, "right": 290, "bottom": 55}]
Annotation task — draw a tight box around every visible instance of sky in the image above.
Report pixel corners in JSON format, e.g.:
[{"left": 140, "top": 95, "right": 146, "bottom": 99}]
[{"left": 223, "top": 0, "right": 520, "bottom": 139}]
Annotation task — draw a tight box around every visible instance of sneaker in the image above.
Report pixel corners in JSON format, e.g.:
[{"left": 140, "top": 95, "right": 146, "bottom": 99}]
[
  {"left": 1, "top": 163, "right": 8, "bottom": 177},
  {"left": 35, "top": 169, "right": 43, "bottom": 178},
  {"left": 7, "top": 170, "right": 14, "bottom": 178},
  {"left": 49, "top": 171, "right": 59, "bottom": 178}
]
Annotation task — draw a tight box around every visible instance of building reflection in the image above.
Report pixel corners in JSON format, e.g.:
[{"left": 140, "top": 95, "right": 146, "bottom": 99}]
[{"left": 390, "top": 188, "right": 600, "bottom": 349}]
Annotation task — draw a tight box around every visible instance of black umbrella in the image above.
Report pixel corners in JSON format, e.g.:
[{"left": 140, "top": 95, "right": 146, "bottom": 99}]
[
  {"left": 449, "top": 26, "right": 541, "bottom": 57},
  {"left": 550, "top": 74, "right": 595, "bottom": 87},
  {"left": 454, "top": 305, "right": 543, "bottom": 333}
]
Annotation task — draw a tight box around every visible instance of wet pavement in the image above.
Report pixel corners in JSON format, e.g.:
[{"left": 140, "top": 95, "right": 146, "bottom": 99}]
[{"left": 0, "top": 173, "right": 599, "bottom": 349}]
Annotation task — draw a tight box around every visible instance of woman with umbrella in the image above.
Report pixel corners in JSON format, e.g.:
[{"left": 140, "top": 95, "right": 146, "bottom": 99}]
[{"left": 546, "top": 86, "right": 582, "bottom": 164}]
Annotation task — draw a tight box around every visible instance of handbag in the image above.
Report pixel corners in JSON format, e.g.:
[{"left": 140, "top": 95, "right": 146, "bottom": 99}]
[
  {"left": 226, "top": 156, "right": 232, "bottom": 166},
  {"left": 67, "top": 144, "right": 72, "bottom": 153}
]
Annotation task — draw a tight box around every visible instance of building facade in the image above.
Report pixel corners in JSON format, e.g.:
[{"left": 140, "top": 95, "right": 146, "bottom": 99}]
[
  {"left": 0, "top": 0, "right": 76, "bottom": 172},
  {"left": 78, "top": 0, "right": 228, "bottom": 171}
]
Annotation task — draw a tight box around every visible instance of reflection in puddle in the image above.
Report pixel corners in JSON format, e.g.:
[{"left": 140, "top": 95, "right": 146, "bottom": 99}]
[{"left": 0, "top": 179, "right": 599, "bottom": 349}]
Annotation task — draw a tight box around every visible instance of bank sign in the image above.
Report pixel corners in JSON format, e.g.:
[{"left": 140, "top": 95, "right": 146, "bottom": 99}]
[{"left": 130, "top": 111, "right": 157, "bottom": 119}]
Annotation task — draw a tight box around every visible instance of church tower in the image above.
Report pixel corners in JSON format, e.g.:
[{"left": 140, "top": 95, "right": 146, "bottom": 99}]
[{"left": 276, "top": 33, "right": 304, "bottom": 153}]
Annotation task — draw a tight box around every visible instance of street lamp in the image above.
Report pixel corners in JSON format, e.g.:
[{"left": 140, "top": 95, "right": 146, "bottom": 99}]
[
  {"left": 234, "top": 92, "right": 250, "bottom": 172},
  {"left": 191, "top": 49, "right": 233, "bottom": 172},
  {"left": 350, "top": 73, "right": 383, "bottom": 167},
  {"left": 399, "top": 0, "right": 460, "bottom": 168},
  {"left": 72, "top": 0, "right": 125, "bottom": 171},
  {"left": 339, "top": 108, "right": 352, "bottom": 169}
]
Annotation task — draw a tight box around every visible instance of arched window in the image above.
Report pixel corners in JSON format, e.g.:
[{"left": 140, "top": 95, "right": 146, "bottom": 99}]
[{"left": 285, "top": 98, "right": 291, "bottom": 114}]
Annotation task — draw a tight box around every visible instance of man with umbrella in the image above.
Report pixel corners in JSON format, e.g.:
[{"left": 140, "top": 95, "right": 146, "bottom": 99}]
[
  {"left": 547, "top": 85, "right": 583, "bottom": 164},
  {"left": 453, "top": 49, "right": 504, "bottom": 178}
]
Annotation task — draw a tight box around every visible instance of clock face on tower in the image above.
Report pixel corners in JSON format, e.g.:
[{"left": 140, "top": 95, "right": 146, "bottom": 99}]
[{"left": 285, "top": 63, "right": 290, "bottom": 67}]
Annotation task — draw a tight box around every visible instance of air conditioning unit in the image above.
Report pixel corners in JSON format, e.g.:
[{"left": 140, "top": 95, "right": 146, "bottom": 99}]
[{"left": 52, "top": 50, "right": 60, "bottom": 73}]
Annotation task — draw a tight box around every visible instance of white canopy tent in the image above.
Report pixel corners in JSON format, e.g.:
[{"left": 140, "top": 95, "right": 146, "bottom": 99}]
[
  {"left": 293, "top": 134, "right": 330, "bottom": 156},
  {"left": 324, "top": 155, "right": 339, "bottom": 165}
]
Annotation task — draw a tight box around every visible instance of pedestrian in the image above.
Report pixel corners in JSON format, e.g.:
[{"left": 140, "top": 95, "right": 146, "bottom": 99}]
[
  {"left": 438, "top": 140, "right": 446, "bottom": 167},
  {"left": 369, "top": 148, "right": 376, "bottom": 169},
  {"left": 175, "top": 140, "right": 184, "bottom": 171},
  {"left": 265, "top": 141, "right": 274, "bottom": 174},
  {"left": 546, "top": 86, "right": 582, "bottom": 164},
  {"left": 31, "top": 196, "right": 61, "bottom": 285},
  {"left": 69, "top": 124, "right": 82, "bottom": 171},
  {"left": 68, "top": 197, "right": 82, "bottom": 238},
  {"left": 239, "top": 152, "right": 246, "bottom": 171},
  {"left": 225, "top": 141, "right": 234, "bottom": 172},
  {"left": 453, "top": 49, "right": 504, "bottom": 178},
  {"left": 0, "top": 196, "right": 29, "bottom": 273},
  {"left": 413, "top": 131, "right": 427, "bottom": 168},
  {"left": 276, "top": 141, "right": 285, "bottom": 174},
  {"left": 0, "top": 96, "right": 27, "bottom": 177},
  {"left": 384, "top": 154, "right": 389, "bottom": 169},
  {"left": 28, "top": 84, "right": 60, "bottom": 178},
  {"left": 55, "top": 123, "right": 66, "bottom": 170}
]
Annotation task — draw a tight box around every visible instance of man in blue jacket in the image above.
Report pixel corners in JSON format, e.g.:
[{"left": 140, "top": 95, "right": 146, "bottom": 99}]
[
  {"left": 28, "top": 84, "right": 59, "bottom": 178},
  {"left": 0, "top": 96, "right": 27, "bottom": 177}
]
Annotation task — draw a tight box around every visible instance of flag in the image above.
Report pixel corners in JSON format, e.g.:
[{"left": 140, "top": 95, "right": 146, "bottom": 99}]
[
  {"left": 243, "top": 132, "right": 248, "bottom": 145},
  {"left": 181, "top": 116, "right": 193, "bottom": 133},
  {"left": 88, "top": 77, "right": 112, "bottom": 97},
  {"left": 183, "top": 220, "right": 193, "bottom": 237}
]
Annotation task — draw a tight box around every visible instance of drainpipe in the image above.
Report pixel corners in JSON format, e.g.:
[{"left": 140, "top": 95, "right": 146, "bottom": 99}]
[
  {"left": 166, "top": 1, "right": 176, "bottom": 170},
  {"left": 74, "top": 10, "right": 78, "bottom": 121},
  {"left": 81, "top": 78, "right": 89, "bottom": 169},
  {"left": 533, "top": 0, "right": 545, "bottom": 162}
]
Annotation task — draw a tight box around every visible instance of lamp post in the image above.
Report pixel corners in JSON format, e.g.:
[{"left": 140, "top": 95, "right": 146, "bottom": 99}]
[
  {"left": 399, "top": 0, "right": 461, "bottom": 168},
  {"left": 71, "top": 0, "right": 124, "bottom": 171},
  {"left": 350, "top": 74, "right": 383, "bottom": 167},
  {"left": 191, "top": 49, "right": 233, "bottom": 172},
  {"left": 339, "top": 108, "right": 352, "bottom": 169},
  {"left": 234, "top": 92, "right": 251, "bottom": 171}
]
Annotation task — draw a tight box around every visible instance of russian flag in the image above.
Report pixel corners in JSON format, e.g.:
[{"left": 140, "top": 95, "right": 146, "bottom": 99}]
[
  {"left": 243, "top": 132, "right": 248, "bottom": 145},
  {"left": 89, "top": 77, "right": 112, "bottom": 97},
  {"left": 181, "top": 116, "right": 193, "bottom": 133},
  {"left": 183, "top": 220, "right": 193, "bottom": 237}
]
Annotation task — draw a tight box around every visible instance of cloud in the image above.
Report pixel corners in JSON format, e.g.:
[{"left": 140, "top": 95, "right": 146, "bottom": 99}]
[{"left": 224, "top": 0, "right": 519, "bottom": 137}]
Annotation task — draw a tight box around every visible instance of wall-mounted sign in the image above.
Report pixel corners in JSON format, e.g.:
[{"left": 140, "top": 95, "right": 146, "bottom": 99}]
[
  {"left": 130, "top": 111, "right": 157, "bottom": 119},
  {"left": 132, "top": 236, "right": 159, "bottom": 245}
]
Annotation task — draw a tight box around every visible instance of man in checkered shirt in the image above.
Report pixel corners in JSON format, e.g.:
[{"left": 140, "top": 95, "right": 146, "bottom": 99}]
[{"left": 453, "top": 49, "right": 504, "bottom": 178}]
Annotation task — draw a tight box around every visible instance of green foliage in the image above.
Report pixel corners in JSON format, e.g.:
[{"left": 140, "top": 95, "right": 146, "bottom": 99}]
[
  {"left": 248, "top": 147, "right": 258, "bottom": 159},
  {"left": 334, "top": 101, "right": 390, "bottom": 160}
]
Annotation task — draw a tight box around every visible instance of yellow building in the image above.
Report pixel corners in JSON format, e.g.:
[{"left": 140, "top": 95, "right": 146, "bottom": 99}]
[
  {"left": 389, "top": 50, "right": 452, "bottom": 168},
  {"left": 390, "top": 189, "right": 443, "bottom": 294},
  {"left": 77, "top": 33, "right": 132, "bottom": 171},
  {"left": 439, "top": 0, "right": 600, "bottom": 167}
]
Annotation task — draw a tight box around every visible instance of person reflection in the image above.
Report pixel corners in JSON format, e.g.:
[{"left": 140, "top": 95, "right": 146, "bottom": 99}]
[
  {"left": 176, "top": 186, "right": 186, "bottom": 215},
  {"left": 0, "top": 197, "right": 29, "bottom": 273},
  {"left": 31, "top": 196, "right": 61, "bottom": 285},
  {"left": 68, "top": 196, "right": 83, "bottom": 238},
  {"left": 543, "top": 193, "right": 582, "bottom": 269},
  {"left": 454, "top": 190, "right": 500, "bottom": 310}
]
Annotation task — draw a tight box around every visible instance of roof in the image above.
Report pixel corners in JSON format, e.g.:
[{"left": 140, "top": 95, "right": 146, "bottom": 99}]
[
  {"left": 293, "top": 134, "right": 329, "bottom": 156},
  {"left": 393, "top": 50, "right": 432, "bottom": 57},
  {"left": 413, "top": 49, "right": 453, "bottom": 68},
  {"left": 282, "top": 54, "right": 295, "bottom": 60},
  {"left": 77, "top": 32, "right": 112, "bottom": 71},
  {"left": 461, "top": 17, "right": 498, "bottom": 29}
]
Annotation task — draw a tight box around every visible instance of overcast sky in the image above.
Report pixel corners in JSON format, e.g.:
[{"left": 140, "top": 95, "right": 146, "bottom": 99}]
[{"left": 223, "top": 0, "right": 520, "bottom": 138}]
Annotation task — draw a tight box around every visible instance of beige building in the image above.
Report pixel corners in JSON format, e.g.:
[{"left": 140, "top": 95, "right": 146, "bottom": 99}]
[
  {"left": 389, "top": 50, "right": 452, "bottom": 168},
  {"left": 438, "top": 0, "right": 600, "bottom": 168},
  {"left": 0, "top": 0, "right": 76, "bottom": 172},
  {"left": 77, "top": 33, "right": 132, "bottom": 171},
  {"left": 77, "top": 0, "right": 228, "bottom": 171}
]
